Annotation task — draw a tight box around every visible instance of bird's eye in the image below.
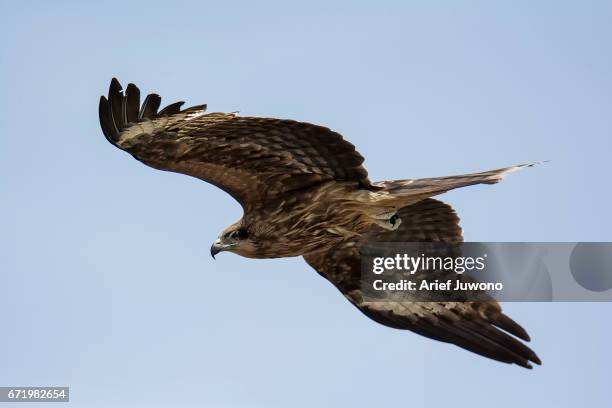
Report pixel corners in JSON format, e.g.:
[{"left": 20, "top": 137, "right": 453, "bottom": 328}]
[{"left": 229, "top": 228, "right": 248, "bottom": 240}]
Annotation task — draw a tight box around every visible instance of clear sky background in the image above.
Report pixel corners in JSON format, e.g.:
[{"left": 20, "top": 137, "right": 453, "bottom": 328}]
[{"left": 1, "top": 1, "right": 611, "bottom": 407}]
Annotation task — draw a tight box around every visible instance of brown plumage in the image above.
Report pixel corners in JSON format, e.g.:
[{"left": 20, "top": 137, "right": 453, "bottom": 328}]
[{"left": 99, "top": 78, "right": 541, "bottom": 368}]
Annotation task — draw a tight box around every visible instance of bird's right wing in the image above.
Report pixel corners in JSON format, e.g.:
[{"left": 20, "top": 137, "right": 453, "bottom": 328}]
[
  {"left": 99, "top": 78, "right": 371, "bottom": 209},
  {"left": 303, "top": 198, "right": 541, "bottom": 368},
  {"left": 373, "top": 162, "right": 540, "bottom": 199}
]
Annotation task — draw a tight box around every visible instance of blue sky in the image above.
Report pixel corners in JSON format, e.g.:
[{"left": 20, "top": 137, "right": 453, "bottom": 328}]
[{"left": 1, "top": 1, "right": 611, "bottom": 407}]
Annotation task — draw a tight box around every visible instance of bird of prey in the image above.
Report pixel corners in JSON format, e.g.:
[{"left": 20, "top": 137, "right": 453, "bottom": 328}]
[{"left": 99, "top": 78, "right": 541, "bottom": 369}]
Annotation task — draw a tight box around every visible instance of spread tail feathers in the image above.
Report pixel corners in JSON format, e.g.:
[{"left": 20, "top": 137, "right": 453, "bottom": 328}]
[{"left": 374, "top": 162, "right": 543, "bottom": 200}]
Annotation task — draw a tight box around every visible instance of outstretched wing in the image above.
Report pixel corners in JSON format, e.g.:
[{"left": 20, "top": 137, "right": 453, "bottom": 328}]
[
  {"left": 99, "top": 78, "right": 371, "bottom": 208},
  {"left": 303, "top": 199, "right": 541, "bottom": 368}
]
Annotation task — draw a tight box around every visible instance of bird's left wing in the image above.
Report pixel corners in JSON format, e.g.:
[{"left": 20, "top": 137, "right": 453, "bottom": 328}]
[
  {"left": 99, "top": 79, "right": 371, "bottom": 209},
  {"left": 303, "top": 198, "right": 541, "bottom": 368}
]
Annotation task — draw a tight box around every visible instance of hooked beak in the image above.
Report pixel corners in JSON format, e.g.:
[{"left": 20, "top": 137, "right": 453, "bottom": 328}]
[{"left": 210, "top": 239, "right": 223, "bottom": 259}]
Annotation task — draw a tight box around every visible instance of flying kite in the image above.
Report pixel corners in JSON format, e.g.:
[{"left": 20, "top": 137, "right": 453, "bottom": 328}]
[{"left": 99, "top": 79, "right": 541, "bottom": 368}]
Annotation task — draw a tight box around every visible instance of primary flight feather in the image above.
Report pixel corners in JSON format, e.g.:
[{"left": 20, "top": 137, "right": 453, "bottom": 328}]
[{"left": 99, "top": 78, "right": 541, "bottom": 369}]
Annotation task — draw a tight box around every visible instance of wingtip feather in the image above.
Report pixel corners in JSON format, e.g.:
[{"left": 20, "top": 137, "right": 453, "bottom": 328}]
[
  {"left": 98, "top": 95, "right": 119, "bottom": 144},
  {"left": 124, "top": 83, "right": 141, "bottom": 123},
  {"left": 158, "top": 101, "right": 185, "bottom": 116},
  {"left": 139, "top": 93, "right": 162, "bottom": 119}
]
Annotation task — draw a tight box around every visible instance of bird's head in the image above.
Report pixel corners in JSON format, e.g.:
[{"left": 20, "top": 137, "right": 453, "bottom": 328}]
[{"left": 210, "top": 221, "right": 256, "bottom": 258}]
